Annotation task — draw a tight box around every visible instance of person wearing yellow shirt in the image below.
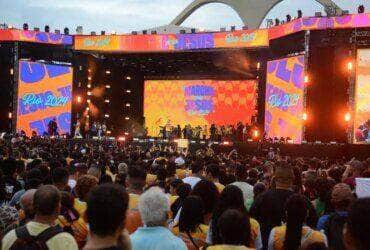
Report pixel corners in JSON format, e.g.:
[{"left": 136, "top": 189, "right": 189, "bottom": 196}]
[
  {"left": 205, "top": 164, "right": 225, "bottom": 193},
  {"left": 206, "top": 209, "right": 254, "bottom": 250},
  {"left": 172, "top": 196, "right": 208, "bottom": 250},
  {"left": 2, "top": 185, "right": 78, "bottom": 250},
  {"left": 208, "top": 185, "right": 262, "bottom": 249},
  {"left": 267, "top": 194, "right": 327, "bottom": 250},
  {"left": 126, "top": 166, "right": 147, "bottom": 233}
]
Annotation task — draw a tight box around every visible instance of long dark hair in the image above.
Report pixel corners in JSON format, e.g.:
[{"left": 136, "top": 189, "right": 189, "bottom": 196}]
[
  {"left": 179, "top": 195, "right": 204, "bottom": 233},
  {"left": 211, "top": 185, "right": 251, "bottom": 246},
  {"left": 283, "top": 194, "right": 307, "bottom": 250}
]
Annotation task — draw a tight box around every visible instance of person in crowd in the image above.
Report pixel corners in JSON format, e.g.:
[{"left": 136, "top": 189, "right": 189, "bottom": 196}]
[
  {"left": 52, "top": 167, "right": 70, "bottom": 192},
  {"left": 171, "top": 183, "right": 191, "bottom": 218},
  {"left": 209, "top": 185, "right": 262, "bottom": 249},
  {"left": 2, "top": 185, "right": 78, "bottom": 250},
  {"left": 246, "top": 182, "right": 266, "bottom": 211},
  {"left": 343, "top": 198, "right": 370, "bottom": 250},
  {"left": 56, "top": 191, "right": 87, "bottom": 248},
  {"left": 207, "top": 209, "right": 255, "bottom": 250},
  {"left": 313, "top": 178, "right": 333, "bottom": 217},
  {"left": 125, "top": 166, "right": 147, "bottom": 233},
  {"left": 172, "top": 195, "right": 208, "bottom": 249},
  {"left": 84, "top": 184, "right": 131, "bottom": 250},
  {"left": 0, "top": 159, "right": 22, "bottom": 202},
  {"left": 18, "top": 189, "right": 36, "bottom": 226},
  {"left": 87, "top": 165, "right": 102, "bottom": 181},
  {"left": 0, "top": 205, "right": 19, "bottom": 238},
  {"left": 183, "top": 161, "right": 204, "bottom": 189},
  {"left": 317, "top": 183, "right": 354, "bottom": 250},
  {"left": 342, "top": 160, "right": 365, "bottom": 189},
  {"left": 130, "top": 187, "right": 186, "bottom": 250},
  {"left": 190, "top": 180, "right": 219, "bottom": 224},
  {"left": 268, "top": 194, "right": 327, "bottom": 250},
  {"left": 250, "top": 163, "right": 318, "bottom": 249},
  {"left": 74, "top": 175, "right": 99, "bottom": 216},
  {"left": 205, "top": 164, "right": 225, "bottom": 192}
]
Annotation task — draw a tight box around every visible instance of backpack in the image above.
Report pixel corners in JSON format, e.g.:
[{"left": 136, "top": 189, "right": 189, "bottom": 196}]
[
  {"left": 10, "top": 225, "right": 63, "bottom": 250},
  {"left": 323, "top": 212, "right": 348, "bottom": 250}
]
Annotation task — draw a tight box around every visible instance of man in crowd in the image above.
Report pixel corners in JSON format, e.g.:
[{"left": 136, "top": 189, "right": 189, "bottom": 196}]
[
  {"left": 2, "top": 185, "right": 78, "bottom": 250},
  {"left": 183, "top": 161, "right": 203, "bottom": 189},
  {"left": 84, "top": 184, "right": 131, "bottom": 250}
]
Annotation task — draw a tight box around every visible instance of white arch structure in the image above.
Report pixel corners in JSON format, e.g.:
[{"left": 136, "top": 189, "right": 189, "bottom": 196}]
[{"left": 170, "top": 0, "right": 343, "bottom": 29}]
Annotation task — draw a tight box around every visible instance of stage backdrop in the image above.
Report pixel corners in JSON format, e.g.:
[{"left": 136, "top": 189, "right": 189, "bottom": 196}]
[
  {"left": 16, "top": 60, "right": 73, "bottom": 136},
  {"left": 354, "top": 49, "right": 370, "bottom": 143},
  {"left": 265, "top": 55, "right": 305, "bottom": 143},
  {"left": 144, "top": 80, "right": 257, "bottom": 137}
]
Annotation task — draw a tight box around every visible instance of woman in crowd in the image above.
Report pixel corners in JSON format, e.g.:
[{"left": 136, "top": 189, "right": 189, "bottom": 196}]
[
  {"left": 173, "top": 195, "right": 208, "bottom": 249},
  {"left": 209, "top": 185, "right": 262, "bottom": 249},
  {"left": 268, "top": 194, "right": 327, "bottom": 250}
]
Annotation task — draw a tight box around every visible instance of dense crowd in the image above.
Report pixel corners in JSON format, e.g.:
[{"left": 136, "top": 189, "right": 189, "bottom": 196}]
[{"left": 0, "top": 135, "right": 369, "bottom": 250}]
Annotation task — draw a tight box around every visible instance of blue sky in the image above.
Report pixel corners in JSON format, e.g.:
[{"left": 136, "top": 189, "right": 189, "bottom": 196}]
[{"left": 0, "top": 0, "right": 369, "bottom": 33}]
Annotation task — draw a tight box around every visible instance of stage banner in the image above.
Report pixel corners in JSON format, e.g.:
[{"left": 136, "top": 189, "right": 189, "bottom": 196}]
[
  {"left": 0, "top": 29, "right": 73, "bottom": 45},
  {"left": 268, "top": 13, "right": 370, "bottom": 40},
  {"left": 265, "top": 55, "right": 305, "bottom": 143},
  {"left": 74, "top": 29, "right": 269, "bottom": 52},
  {"left": 16, "top": 60, "right": 73, "bottom": 136},
  {"left": 354, "top": 49, "right": 370, "bottom": 143},
  {"left": 144, "top": 80, "right": 257, "bottom": 137}
]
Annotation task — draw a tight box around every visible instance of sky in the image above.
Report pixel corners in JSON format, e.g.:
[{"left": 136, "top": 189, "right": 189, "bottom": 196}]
[{"left": 0, "top": 0, "right": 369, "bottom": 33}]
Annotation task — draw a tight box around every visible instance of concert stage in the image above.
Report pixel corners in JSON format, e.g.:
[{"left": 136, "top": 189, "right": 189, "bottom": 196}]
[{"left": 0, "top": 12, "right": 370, "bottom": 147}]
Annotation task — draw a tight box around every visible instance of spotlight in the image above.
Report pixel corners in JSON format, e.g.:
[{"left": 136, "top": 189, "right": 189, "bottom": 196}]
[
  {"left": 87, "top": 91, "right": 92, "bottom": 96},
  {"left": 106, "top": 130, "right": 112, "bottom": 135},
  {"left": 302, "top": 112, "right": 308, "bottom": 121},
  {"left": 125, "top": 76, "right": 131, "bottom": 80},
  {"left": 105, "top": 70, "right": 111, "bottom": 75},
  {"left": 125, "top": 103, "right": 131, "bottom": 107},
  {"left": 125, "top": 116, "right": 130, "bottom": 120},
  {"left": 105, "top": 85, "right": 111, "bottom": 89},
  {"left": 87, "top": 99, "right": 91, "bottom": 103},
  {"left": 124, "top": 132, "right": 129, "bottom": 136},
  {"left": 88, "top": 69, "right": 92, "bottom": 73},
  {"left": 252, "top": 129, "right": 259, "bottom": 139},
  {"left": 86, "top": 107, "right": 90, "bottom": 111},
  {"left": 126, "top": 89, "right": 131, "bottom": 93},
  {"left": 64, "top": 27, "right": 69, "bottom": 35},
  {"left": 304, "top": 75, "right": 309, "bottom": 84},
  {"left": 257, "top": 62, "right": 261, "bottom": 70},
  {"left": 10, "top": 68, "right": 13, "bottom": 75},
  {"left": 344, "top": 112, "right": 351, "bottom": 122},
  {"left": 44, "top": 25, "right": 50, "bottom": 33},
  {"left": 87, "top": 84, "right": 91, "bottom": 88},
  {"left": 8, "top": 112, "right": 12, "bottom": 119},
  {"left": 77, "top": 96, "right": 82, "bottom": 103},
  {"left": 105, "top": 99, "right": 110, "bottom": 103},
  {"left": 87, "top": 76, "right": 92, "bottom": 81},
  {"left": 23, "top": 23, "right": 29, "bottom": 31},
  {"left": 118, "top": 136, "right": 126, "bottom": 142},
  {"left": 104, "top": 114, "right": 110, "bottom": 118},
  {"left": 347, "top": 61, "right": 353, "bottom": 71}
]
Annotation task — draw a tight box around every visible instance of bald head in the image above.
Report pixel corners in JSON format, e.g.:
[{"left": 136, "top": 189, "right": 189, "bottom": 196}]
[
  {"left": 20, "top": 189, "right": 36, "bottom": 219},
  {"left": 34, "top": 185, "right": 61, "bottom": 216}
]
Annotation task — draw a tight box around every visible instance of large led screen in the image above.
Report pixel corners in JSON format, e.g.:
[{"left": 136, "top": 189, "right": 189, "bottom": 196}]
[
  {"left": 16, "top": 60, "right": 73, "bottom": 136},
  {"left": 354, "top": 49, "right": 370, "bottom": 143},
  {"left": 144, "top": 80, "right": 258, "bottom": 137},
  {"left": 265, "top": 55, "right": 305, "bottom": 143}
]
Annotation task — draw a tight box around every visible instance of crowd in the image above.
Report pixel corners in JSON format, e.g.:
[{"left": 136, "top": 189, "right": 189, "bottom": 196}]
[{"left": 0, "top": 135, "right": 369, "bottom": 250}]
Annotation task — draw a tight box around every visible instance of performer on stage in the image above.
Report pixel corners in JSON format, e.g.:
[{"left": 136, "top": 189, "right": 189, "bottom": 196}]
[{"left": 48, "top": 118, "right": 58, "bottom": 136}]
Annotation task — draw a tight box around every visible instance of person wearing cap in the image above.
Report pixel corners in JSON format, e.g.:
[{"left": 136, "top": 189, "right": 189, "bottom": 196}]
[
  {"left": 317, "top": 183, "right": 354, "bottom": 249},
  {"left": 342, "top": 160, "right": 365, "bottom": 189}
]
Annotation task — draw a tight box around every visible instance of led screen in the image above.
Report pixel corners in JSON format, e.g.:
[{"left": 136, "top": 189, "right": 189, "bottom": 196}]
[
  {"left": 265, "top": 55, "right": 305, "bottom": 143},
  {"left": 16, "top": 60, "right": 73, "bottom": 136},
  {"left": 144, "top": 80, "right": 257, "bottom": 137},
  {"left": 354, "top": 49, "right": 370, "bottom": 143}
]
